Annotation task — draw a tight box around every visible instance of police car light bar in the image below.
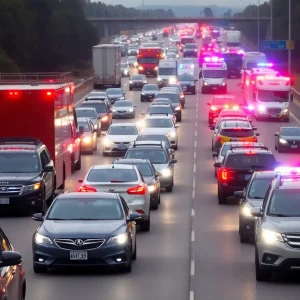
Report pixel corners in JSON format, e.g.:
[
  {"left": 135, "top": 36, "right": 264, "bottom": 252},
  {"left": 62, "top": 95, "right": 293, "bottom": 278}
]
[
  {"left": 204, "top": 56, "right": 224, "bottom": 63},
  {"left": 275, "top": 167, "right": 300, "bottom": 175},
  {"left": 257, "top": 63, "right": 273, "bottom": 67}
]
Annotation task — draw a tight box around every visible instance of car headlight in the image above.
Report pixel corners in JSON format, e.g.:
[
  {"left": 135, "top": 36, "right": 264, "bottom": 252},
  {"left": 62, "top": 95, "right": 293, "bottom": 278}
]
[
  {"left": 279, "top": 138, "right": 288, "bottom": 144},
  {"left": 137, "top": 120, "right": 145, "bottom": 127},
  {"left": 157, "top": 77, "right": 162, "bottom": 81},
  {"left": 143, "top": 81, "right": 147, "bottom": 83},
  {"left": 83, "top": 136, "right": 92, "bottom": 144},
  {"left": 26, "top": 182, "right": 41, "bottom": 191},
  {"left": 242, "top": 206, "right": 252, "bottom": 217},
  {"left": 129, "top": 80, "right": 132, "bottom": 84},
  {"left": 175, "top": 106, "right": 181, "bottom": 111},
  {"left": 282, "top": 108, "right": 289, "bottom": 114},
  {"left": 124, "top": 70, "right": 128, "bottom": 74},
  {"left": 154, "top": 66, "right": 158, "bottom": 71},
  {"left": 129, "top": 108, "right": 134, "bottom": 112},
  {"left": 160, "top": 168, "right": 172, "bottom": 177},
  {"left": 34, "top": 233, "right": 53, "bottom": 245},
  {"left": 261, "top": 229, "right": 283, "bottom": 244},
  {"left": 148, "top": 185, "right": 156, "bottom": 192},
  {"left": 167, "top": 131, "right": 176, "bottom": 138},
  {"left": 204, "top": 81, "right": 208, "bottom": 86},
  {"left": 103, "top": 138, "right": 113, "bottom": 146},
  {"left": 190, "top": 83, "right": 195, "bottom": 86},
  {"left": 134, "top": 62, "right": 138, "bottom": 66},
  {"left": 258, "top": 105, "right": 265, "bottom": 112},
  {"left": 102, "top": 116, "right": 108, "bottom": 122},
  {"left": 169, "top": 77, "right": 176, "bottom": 84},
  {"left": 107, "top": 233, "right": 128, "bottom": 245},
  {"left": 112, "top": 109, "right": 116, "bottom": 112}
]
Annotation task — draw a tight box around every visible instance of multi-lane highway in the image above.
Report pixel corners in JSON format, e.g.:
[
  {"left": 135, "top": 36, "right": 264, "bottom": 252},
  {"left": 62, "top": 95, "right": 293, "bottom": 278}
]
[{"left": 2, "top": 38, "right": 300, "bottom": 300}]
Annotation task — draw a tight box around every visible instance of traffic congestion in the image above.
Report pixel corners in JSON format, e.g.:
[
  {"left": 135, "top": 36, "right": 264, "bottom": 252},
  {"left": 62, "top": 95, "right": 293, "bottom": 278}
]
[{"left": 1, "top": 23, "right": 300, "bottom": 300}]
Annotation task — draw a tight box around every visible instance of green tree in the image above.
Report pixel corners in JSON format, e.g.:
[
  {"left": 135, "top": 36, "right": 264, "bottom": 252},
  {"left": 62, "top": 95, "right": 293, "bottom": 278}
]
[{"left": 204, "top": 7, "right": 214, "bottom": 17}]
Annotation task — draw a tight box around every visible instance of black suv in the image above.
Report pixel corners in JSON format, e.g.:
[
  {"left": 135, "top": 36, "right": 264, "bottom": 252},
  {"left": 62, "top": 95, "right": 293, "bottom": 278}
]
[
  {"left": 113, "top": 158, "right": 161, "bottom": 210},
  {"left": 0, "top": 137, "right": 55, "bottom": 213},
  {"left": 214, "top": 145, "right": 277, "bottom": 204}
]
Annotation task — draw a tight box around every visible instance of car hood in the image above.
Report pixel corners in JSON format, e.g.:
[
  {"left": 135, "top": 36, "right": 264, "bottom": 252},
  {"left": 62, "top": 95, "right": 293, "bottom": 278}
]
[
  {"left": 142, "top": 91, "right": 158, "bottom": 95},
  {"left": 0, "top": 173, "right": 40, "bottom": 183},
  {"left": 113, "top": 107, "right": 133, "bottom": 112},
  {"left": 107, "top": 135, "right": 138, "bottom": 142},
  {"left": 152, "top": 163, "right": 169, "bottom": 172},
  {"left": 247, "top": 199, "right": 264, "bottom": 207},
  {"left": 141, "top": 128, "right": 171, "bottom": 135},
  {"left": 41, "top": 220, "right": 125, "bottom": 238},
  {"left": 179, "top": 80, "right": 194, "bottom": 85},
  {"left": 281, "top": 135, "right": 300, "bottom": 141},
  {"left": 132, "top": 80, "right": 145, "bottom": 83},
  {"left": 267, "top": 217, "right": 300, "bottom": 233},
  {"left": 98, "top": 112, "right": 108, "bottom": 117}
]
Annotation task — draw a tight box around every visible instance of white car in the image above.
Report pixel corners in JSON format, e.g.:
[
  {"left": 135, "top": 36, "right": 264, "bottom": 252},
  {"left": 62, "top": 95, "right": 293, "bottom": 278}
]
[
  {"left": 79, "top": 164, "right": 151, "bottom": 231},
  {"left": 139, "top": 116, "right": 179, "bottom": 150},
  {"left": 103, "top": 123, "right": 139, "bottom": 156}
]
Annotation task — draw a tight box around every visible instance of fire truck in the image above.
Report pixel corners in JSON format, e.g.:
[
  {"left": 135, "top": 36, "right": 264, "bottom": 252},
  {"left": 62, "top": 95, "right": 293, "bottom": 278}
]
[
  {"left": 137, "top": 47, "right": 164, "bottom": 77},
  {"left": 0, "top": 72, "right": 81, "bottom": 189},
  {"left": 243, "top": 73, "right": 293, "bottom": 121}
]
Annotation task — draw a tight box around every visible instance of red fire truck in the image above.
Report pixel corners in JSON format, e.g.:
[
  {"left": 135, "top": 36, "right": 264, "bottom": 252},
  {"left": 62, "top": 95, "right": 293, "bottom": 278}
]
[
  {"left": 0, "top": 72, "right": 81, "bottom": 189},
  {"left": 137, "top": 47, "right": 164, "bottom": 77}
]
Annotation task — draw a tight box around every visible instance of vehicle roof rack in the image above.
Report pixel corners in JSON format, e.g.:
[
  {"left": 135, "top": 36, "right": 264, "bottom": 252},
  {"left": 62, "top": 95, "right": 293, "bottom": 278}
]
[
  {"left": 0, "top": 137, "right": 42, "bottom": 145},
  {"left": 0, "top": 72, "right": 72, "bottom": 85}
]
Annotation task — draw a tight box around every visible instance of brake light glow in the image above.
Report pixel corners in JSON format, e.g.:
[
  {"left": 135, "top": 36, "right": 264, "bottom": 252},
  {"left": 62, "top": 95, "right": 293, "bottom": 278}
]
[
  {"left": 233, "top": 105, "right": 239, "bottom": 110},
  {"left": 102, "top": 116, "right": 108, "bottom": 122},
  {"left": 221, "top": 169, "right": 227, "bottom": 180},
  {"left": 9, "top": 91, "right": 19, "bottom": 95},
  {"left": 46, "top": 92, "right": 52, "bottom": 96},
  {"left": 138, "top": 66, "right": 144, "bottom": 70},
  {"left": 127, "top": 184, "right": 147, "bottom": 195},
  {"left": 204, "top": 56, "right": 223, "bottom": 62},
  {"left": 78, "top": 185, "right": 97, "bottom": 192},
  {"left": 67, "top": 144, "right": 73, "bottom": 153}
]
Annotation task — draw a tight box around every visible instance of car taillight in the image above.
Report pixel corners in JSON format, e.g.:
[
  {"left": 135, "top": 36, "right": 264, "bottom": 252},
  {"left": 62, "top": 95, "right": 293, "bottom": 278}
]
[
  {"left": 127, "top": 184, "right": 147, "bottom": 195},
  {"left": 221, "top": 169, "right": 228, "bottom": 180},
  {"left": 253, "top": 137, "right": 258, "bottom": 142},
  {"left": 216, "top": 136, "right": 221, "bottom": 142},
  {"left": 78, "top": 185, "right": 97, "bottom": 192}
]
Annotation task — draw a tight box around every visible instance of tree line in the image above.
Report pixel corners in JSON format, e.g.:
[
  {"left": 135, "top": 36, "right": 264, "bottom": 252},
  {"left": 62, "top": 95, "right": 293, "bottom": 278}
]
[{"left": 0, "top": 0, "right": 174, "bottom": 73}]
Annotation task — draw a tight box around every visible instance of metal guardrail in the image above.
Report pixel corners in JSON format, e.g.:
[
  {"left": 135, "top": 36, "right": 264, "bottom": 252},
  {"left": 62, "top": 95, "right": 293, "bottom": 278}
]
[{"left": 73, "top": 77, "right": 93, "bottom": 94}]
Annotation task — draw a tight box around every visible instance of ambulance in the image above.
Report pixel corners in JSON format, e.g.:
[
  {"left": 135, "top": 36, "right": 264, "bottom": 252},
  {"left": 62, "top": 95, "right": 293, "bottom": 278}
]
[
  {"left": 246, "top": 74, "right": 293, "bottom": 121},
  {"left": 200, "top": 57, "right": 227, "bottom": 94}
]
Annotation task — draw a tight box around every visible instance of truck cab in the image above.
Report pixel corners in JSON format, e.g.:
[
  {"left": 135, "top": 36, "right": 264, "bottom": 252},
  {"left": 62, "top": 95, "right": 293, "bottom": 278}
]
[
  {"left": 137, "top": 47, "right": 163, "bottom": 77},
  {"left": 157, "top": 60, "right": 178, "bottom": 88}
]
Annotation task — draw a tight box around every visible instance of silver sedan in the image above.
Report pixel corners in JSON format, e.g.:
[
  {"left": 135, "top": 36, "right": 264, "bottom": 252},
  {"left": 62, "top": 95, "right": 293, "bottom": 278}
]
[{"left": 112, "top": 100, "right": 136, "bottom": 119}]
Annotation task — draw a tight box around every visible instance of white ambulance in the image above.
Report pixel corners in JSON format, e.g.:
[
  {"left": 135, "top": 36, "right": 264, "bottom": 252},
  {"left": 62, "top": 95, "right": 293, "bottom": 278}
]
[
  {"left": 200, "top": 57, "right": 227, "bottom": 94},
  {"left": 246, "top": 75, "right": 293, "bottom": 121}
]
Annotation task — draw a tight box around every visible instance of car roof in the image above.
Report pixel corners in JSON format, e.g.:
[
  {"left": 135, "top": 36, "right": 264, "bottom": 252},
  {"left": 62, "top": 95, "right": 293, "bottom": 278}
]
[
  {"left": 157, "top": 91, "right": 177, "bottom": 94},
  {"left": 220, "top": 120, "right": 252, "bottom": 128},
  {"left": 81, "top": 101, "right": 106, "bottom": 104},
  {"left": 220, "top": 109, "right": 245, "bottom": 114},
  {"left": 76, "top": 107, "right": 96, "bottom": 111},
  {"left": 92, "top": 164, "right": 136, "bottom": 170},
  {"left": 229, "top": 149, "right": 272, "bottom": 154},
  {"left": 109, "top": 123, "right": 137, "bottom": 127},
  {"left": 113, "top": 158, "right": 151, "bottom": 164},
  {"left": 57, "top": 192, "right": 119, "bottom": 200},
  {"left": 145, "top": 115, "right": 173, "bottom": 120},
  {"left": 213, "top": 95, "right": 236, "bottom": 100},
  {"left": 114, "top": 100, "right": 132, "bottom": 104},
  {"left": 149, "top": 104, "right": 172, "bottom": 108},
  {"left": 88, "top": 92, "right": 106, "bottom": 96},
  {"left": 252, "top": 171, "right": 275, "bottom": 179}
]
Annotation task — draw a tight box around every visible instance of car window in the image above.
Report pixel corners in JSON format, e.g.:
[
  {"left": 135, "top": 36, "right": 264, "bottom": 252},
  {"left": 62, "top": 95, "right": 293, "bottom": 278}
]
[
  {"left": 156, "top": 93, "right": 179, "bottom": 103},
  {"left": 220, "top": 144, "right": 232, "bottom": 156},
  {"left": 219, "top": 128, "right": 254, "bottom": 137},
  {"left": 144, "top": 118, "right": 173, "bottom": 128},
  {"left": 248, "top": 178, "right": 274, "bottom": 199},
  {"left": 76, "top": 109, "right": 97, "bottom": 118},
  {"left": 224, "top": 154, "right": 276, "bottom": 169},
  {"left": 87, "top": 169, "right": 138, "bottom": 182},
  {"left": 108, "top": 126, "right": 138, "bottom": 135},
  {"left": 40, "top": 149, "right": 50, "bottom": 167},
  {"left": 280, "top": 128, "right": 300, "bottom": 136},
  {"left": 0, "top": 230, "right": 11, "bottom": 251},
  {"left": 81, "top": 103, "right": 108, "bottom": 113},
  {"left": 125, "top": 149, "right": 168, "bottom": 164},
  {"left": 113, "top": 101, "right": 132, "bottom": 107},
  {"left": 147, "top": 107, "right": 173, "bottom": 115},
  {"left": 77, "top": 121, "right": 90, "bottom": 132}
]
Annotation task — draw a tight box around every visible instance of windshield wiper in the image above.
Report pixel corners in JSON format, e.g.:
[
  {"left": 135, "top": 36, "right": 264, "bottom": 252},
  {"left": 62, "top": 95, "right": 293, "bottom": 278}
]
[
  {"left": 68, "top": 218, "right": 100, "bottom": 220},
  {"left": 252, "top": 196, "right": 264, "bottom": 199}
]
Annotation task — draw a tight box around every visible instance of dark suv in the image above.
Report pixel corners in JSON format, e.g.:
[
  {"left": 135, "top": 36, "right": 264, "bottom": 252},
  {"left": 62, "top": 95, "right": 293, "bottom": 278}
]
[
  {"left": 214, "top": 146, "right": 277, "bottom": 204},
  {"left": 0, "top": 137, "right": 55, "bottom": 213}
]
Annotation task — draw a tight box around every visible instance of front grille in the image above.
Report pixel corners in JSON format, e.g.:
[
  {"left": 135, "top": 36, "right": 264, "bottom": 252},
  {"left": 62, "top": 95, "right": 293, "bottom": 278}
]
[
  {"left": 283, "top": 233, "right": 300, "bottom": 249},
  {"left": 114, "top": 142, "right": 130, "bottom": 145},
  {"left": 116, "top": 111, "right": 127, "bottom": 113},
  {"left": 54, "top": 238, "right": 105, "bottom": 250},
  {"left": 266, "top": 108, "right": 281, "bottom": 115},
  {"left": 0, "top": 185, "right": 25, "bottom": 196},
  {"left": 287, "top": 140, "right": 300, "bottom": 145}
]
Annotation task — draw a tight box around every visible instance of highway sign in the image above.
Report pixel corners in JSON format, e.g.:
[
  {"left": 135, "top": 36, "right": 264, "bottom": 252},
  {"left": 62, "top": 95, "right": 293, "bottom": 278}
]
[{"left": 261, "top": 40, "right": 287, "bottom": 50}]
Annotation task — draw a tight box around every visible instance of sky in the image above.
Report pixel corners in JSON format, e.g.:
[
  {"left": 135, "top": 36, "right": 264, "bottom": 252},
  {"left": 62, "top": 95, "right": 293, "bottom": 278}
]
[{"left": 99, "top": 0, "right": 259, "bottom": 7}]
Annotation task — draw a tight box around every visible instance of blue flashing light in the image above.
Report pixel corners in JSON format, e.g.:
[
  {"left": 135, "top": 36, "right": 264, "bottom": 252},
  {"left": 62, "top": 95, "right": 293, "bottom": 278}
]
[
  {"left": 257, "top": 63, "right": 273, "bottom": 67},
  {"left": 275, "top": 167, "right": 300, "bottom": 175}
]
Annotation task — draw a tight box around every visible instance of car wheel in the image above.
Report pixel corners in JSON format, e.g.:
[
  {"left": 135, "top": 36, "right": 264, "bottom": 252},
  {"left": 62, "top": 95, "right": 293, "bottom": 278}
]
[
  {"left": 121, "top": 245, "right": 132, "bottom": 273},
  {"left": 177, "top": 116, "right": 182, "bottom": 122},
  {"left": 93, "top": 142, "right": 97, "bottom": 151},
  {"left": 218, "top": 184, "right": 227, "bottom": 205},
  {"left": 255, "top": 248, "right": 272, "bottom": 281},
  {"left": 132, "top": 238, "right": 137, "bottom": 260},
  {"left": 33, "top": 265, "right": 47, "bottom": 274},
  {"left": 166, "top": 184, "right": 173, "bottom": 192},
  {"left": 140, "top": 213, "right": 150, "bottom": 232},
  {"left": 182, "top": 103, "right": 185, "bottom": 109},
  {"left": 129, "top": 86, "right": 132, "bottom": 91},
  {"left": 150, "top": 197, "right": 159, "bottom": 210},
  {"left": 97, "top": 130, "right": 101, "bottom": 137},
  {"left": 74, "top": 153, "right": 81, "bottom": 171},
  {"left": 239, "top": 234, "right": 248, "bottom": 244},
  {"left": 141, "top": 98, "right": 144, "bottom": 102},
  {"left": 158, "top": 191, "right": 161, "bottom": 204}
]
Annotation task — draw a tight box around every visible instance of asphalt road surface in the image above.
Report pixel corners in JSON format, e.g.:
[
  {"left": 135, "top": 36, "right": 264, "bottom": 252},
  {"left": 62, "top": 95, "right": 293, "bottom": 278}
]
[{"left": 2, "top": 38, "right": 300, "bottom": 300}]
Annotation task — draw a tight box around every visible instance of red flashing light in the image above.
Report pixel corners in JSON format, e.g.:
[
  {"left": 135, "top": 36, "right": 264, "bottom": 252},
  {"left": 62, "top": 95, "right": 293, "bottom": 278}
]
[
  {"left": 127, "top": 184, "right": 147, "bottom": 195},
  {"left": 46, "top": 92, "right": 52, "bottom": 96},
  {"left": 78, "top": 185, "right": 97, "bottom": 192},
  {"left": 246, "top": 151, "right": 256, "bottom": 155},
  {"left": 221, "top": 169, "right": 227, "bottom": 181},
  {"left": 9, "top": 91, "right": 19, "bottom": 96}
]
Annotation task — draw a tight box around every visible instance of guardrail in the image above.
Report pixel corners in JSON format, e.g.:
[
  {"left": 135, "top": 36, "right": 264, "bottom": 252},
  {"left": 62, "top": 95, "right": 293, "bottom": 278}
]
[{"left": 74, "top": 77, "right": 93, "bottom": 94}]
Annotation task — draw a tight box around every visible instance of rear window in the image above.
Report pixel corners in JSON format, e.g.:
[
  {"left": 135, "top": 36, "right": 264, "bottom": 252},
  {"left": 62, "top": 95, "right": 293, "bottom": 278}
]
[
  {"left": 136, "top": 135, "right": 170, "bottom": 147},
  {"left": 81, "top": 103, "right": 107, "bottom": 113},
  {"left": 147, "top": 107, "right": 173, "bottom": 115},
  {"left": 125, "top": 149, "right": 168, "bottom": 164},
  {"left": 108, "top": 126, "right": 138, "bottom": 135},
  {"left": 76, "top": 109, "right": 97, "bottom": 118},
  {"left": 156, "top": 93, "right": 179, "bottom": 103},
  {"left": 87, "top": 169, "right": 138, "bottom": 182},
  {"left": 219, "top": 128, "right": 254, "bottom": 137},
  {"left": 224, "top": 153, "right": 276, "bottom": 169},
  {"left": 115, "top": 163, "right": 153, "bottom": 177}
]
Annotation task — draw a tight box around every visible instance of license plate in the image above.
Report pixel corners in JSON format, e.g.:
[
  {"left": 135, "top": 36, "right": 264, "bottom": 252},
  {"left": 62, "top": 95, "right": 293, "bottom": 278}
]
[
  {"left": 291, "top": 145, "right": 298, "bottom": 149},
  {"left": 212, "top": 87, "right": 217, "bottom": 90},
  {"left": 0, "top": 198, "right": 9, "bottom": 204},
  {"left": 245, "top": 174, "right": 251, "bottom": 180},
  {"left": 183, "top": 87, "right": 187, "bottom": 91},
  {"left": 118, "top": 144, "right": 127, "bottom": 150},
  {"left": 70, "top": 251, "right": 88, "bottom": 260}
]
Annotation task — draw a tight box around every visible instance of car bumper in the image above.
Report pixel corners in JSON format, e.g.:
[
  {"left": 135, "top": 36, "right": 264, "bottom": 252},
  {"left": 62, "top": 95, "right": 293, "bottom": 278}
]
[
  {"left": 139, "top": 69, "right": 157, "bottom": 76},
  {"left": 141, "top": 94, "right": 156, "bottom": 101},
  {"left": 219, "top": 182, "right": 247, "bottom": 197},
  {"left": 130, "top": 83, "right": 144, "bottom": 89},
  {"left": 112, "top": 111, "right": 135, "bottom": 118},
  {"left": 277, "top": 141, "right": 300, "bottom": 151},
  {"left": 181, "top": 86, "right": 195, "bottom": 93},
  {"left": 80, "top": 143, "right": 94, "bottom": 152},
  {"left": 257, "top": 240, "right": 300, "bottom": 271},
  {"left": 256, "top": 110, "right": 289, "bottom": 119},
  {"left": 239, "top": 212, "right": 255, "bottom": 237},
  {"left": 183, "top": 52, "right": 197, "bottom": 57},
  {"left": 167, "top": 135, "right": 178, "bottom": 148},
  {"left": 127, "top": 200, "right": 150, "bottom": 220},
  {"left": 33, "top": 242, "right": 131, "bottom": 269},
  {"left": 103, "top": 145, "right": 130, "bottom": 155},
  {"left": 203, "top": 84, "right": 226, "bottom": 92}
]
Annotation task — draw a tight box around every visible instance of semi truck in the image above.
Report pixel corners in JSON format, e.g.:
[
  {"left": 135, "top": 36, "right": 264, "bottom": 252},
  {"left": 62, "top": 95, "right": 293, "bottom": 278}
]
[{"left": 92, "top": 44, "right": 122, "bottom": 89}]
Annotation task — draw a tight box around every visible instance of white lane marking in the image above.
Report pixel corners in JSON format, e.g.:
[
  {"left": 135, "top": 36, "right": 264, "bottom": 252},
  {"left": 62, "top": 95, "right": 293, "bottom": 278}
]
[
  {"left": 191, "top": 208, "right": 195, "bottom": 216},
  {"left": 191, "top": 230, "right": 195, "bottom": 242},
  {"left": 194, "top": 141, "right": 197, "bottom": 147},
  {"left": 192, "top": 177, "right": 195, "bottom": 189},
  {"left": 193, "top": 163, "right": 196, "bottom": 173},
  {"left": 195, "top": 122, "right": 198, "bottom": 127},
  {"left": 192, "top": 189, "right": 195, "bottom": 200},
  {"left": 190, "top": 260, "right": 195, "bottom": 276},
  {"left": 189, "top": 291, "right": 195, "bottom": 300},
  {"left": 196, "top": 114, "right": 198, "bottom": 119},
  {"left": 194, "top": 152, "right": 196, "bottom": 159},
  {"left": 124, "top": 83, "right": 128, "bottom": 87},
  {"left": 195, "top": 131, "right": 197, "bottom": 137}
]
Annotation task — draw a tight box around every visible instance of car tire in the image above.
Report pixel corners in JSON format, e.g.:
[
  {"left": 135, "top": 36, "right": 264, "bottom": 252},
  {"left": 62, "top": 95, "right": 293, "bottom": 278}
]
[
  {"left": 218, "top": 184, "right": 227, "bottom": 205},
  {"left": 166, "top": 182, "right": 173, "bottom": 192},
  {"left": 93, "top": 143, "right": 97, "bottom": 151},
  {"left": 177, "top": 116, "right": 182, "bottom": 122},
  {"left": 158, "top": 191, "right": 161, "bottom": 204},
  {"left": 129, "top": 86, "right": 132, "bottom": 91},
  {"left": 239, "top": 234, "right": 248, "bottom": 244},
  {"left": 103, "top": 152, "right": 108, "bottom": 156},
  {"left": 255, "top": 248, "right": 272, "bottom": 281},
  {"left": 74, "top": 154, "right": 81, "bottom": 171},
  {"left": 132, "top": 238, "right": 137, "bottom": 260},
  {"left": 121, "top": 246, "right": 132, "bottom": 273},
  {"left": 150, "top": 197, "right": 159, "bottom": 210},
  {"left": 33, "top": 265, "right": 47, "bottom": 274},
  {"left": 97, "top": 130, "right": 101, "bottom": 137},
  {"left": 140, "top": 214, "right": 150, "bottom": 232}
]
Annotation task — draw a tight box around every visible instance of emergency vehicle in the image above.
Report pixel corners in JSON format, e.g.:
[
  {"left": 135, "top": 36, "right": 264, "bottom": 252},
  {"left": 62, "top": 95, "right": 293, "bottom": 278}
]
[
  {"left": 137, "top": 46, "right": 164, "bottom": 77},
  {"left": 242, "top": 52, "right": 267, "bottom": 70},
  {"left": 200, "top": 57, "right": 228, "bottom": 94},
  {"left": 244, "top": 74, "right": 293, "bottom": 121},
  {"left": 0, "top": 72, "right": 81, "bottom": 189}
]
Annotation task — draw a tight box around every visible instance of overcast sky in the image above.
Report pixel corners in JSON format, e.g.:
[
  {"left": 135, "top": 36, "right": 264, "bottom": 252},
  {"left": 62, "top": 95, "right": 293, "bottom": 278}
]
[{"left": 99, "top": 0, "right": 259, "bottom": 7}]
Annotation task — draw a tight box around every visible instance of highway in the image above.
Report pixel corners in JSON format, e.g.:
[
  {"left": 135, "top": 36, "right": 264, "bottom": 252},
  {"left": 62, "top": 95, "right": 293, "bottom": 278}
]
[{"left": 2, "top": 40, "right": 300, "bottom": 300}]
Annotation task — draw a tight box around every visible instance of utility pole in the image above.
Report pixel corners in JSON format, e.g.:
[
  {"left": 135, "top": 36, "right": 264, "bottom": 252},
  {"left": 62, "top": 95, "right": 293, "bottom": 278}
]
[
  {"left": 257, "top": 0, "right": 260, "bottom": 50},
  {"left": 288, "top": 0, "right": 291, "bottom": 76}
]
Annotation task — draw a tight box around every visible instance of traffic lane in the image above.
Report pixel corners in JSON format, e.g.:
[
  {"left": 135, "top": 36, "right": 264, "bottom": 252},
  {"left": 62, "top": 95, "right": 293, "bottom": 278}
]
[
  {"left": 6, "top": 73, "right": 193, "bottom": 300},
  {"left": 194, "top": 79, "right": 300, "bottom": 300}
]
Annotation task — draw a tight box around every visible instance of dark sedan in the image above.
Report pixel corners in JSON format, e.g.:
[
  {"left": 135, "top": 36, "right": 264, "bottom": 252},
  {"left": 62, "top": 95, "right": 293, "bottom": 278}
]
[
  {"left": 129, "top": 75, "right": 148, "bottom": 91},
  {"left": 32, "top": 192, "right": 140, "bottom": 273},
  {"left": 183, "top": 43, "right": 198, "bottom": 57},
  {"left": 105, "top": 88, "right": 125, "bottom": 104},
  {"left": 140, "top": 84, "right": 159, "bottom": 102},
  {"left": 156, "top": 91, "right": 182, "bottom": 121},
  {"left": 177, "top": 73, "right": 197, "bottom": 95},
  {"left": 275, "top": 127, "right": 300, "bottom": 152}
]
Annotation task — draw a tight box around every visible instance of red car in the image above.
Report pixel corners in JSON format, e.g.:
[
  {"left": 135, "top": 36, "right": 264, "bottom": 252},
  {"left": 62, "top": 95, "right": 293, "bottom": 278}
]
[
  {"left": 207, "top": 95, "right": 240, "bottom": 125},
  {"left": 0, "top": 228, "right": 26, "bottom": 300}
]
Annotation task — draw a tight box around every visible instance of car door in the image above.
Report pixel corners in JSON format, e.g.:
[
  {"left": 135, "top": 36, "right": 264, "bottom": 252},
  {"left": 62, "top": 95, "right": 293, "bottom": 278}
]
[
  {"left": 0, "top": 230, "right": 21, "bottom": 300},
  {"left": 40, "top": 149, "right": 54, "bottom": 200}
]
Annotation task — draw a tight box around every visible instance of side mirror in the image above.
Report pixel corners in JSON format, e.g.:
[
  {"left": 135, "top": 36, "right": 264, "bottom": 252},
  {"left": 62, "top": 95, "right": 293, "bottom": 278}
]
[
  {"left": 212, "top": 152, "right": 218, "bottom": 157},
  {"left": 32, "top": 213, "right": 44, "bottom": 221},
  {"left": 0, "top": 251, "right": 22, "bottom": 268},
  {"left": 44, "top": 163, "right": 54, "bottom": 172},
  {"left": 128, "top": 213, "right": 142, "bottom": 222},
  {"left": 255, "top": 133, "right": 260, "bottom": 136},
  {"left": 274, "top": 133, "right": 278, "bottom": 137},
  {"left": 79, "top": 126, "right": 84, "bottom": 134},
  {"left": 252, "top": 126, "right": 257, "bottom": 131},
  {"left": 234, "top": 191, "right": 244, "bottom": 198},
  {"left": 214, "top": 162, "right": 221, "bottom": 168},
  {"left": 290, "top": 93, "right": 294, "bottom": 102},
  {"left": 78, "top": 179, "right": 83, "bottom": 183},
  {"left": 134, "top": 105, "right": 137, "bottom": 107},
  {"left": 171, "top": 159, "right": 177, "bottom": 164},
  {"left": 210, "top": 125, "right": 215, "bottom": 130},
  {"left": 207, "top": 102, "right": 211, "bottom": 106},
  {"left": 250, "top": 207, "right": 263, "bottom": 217},
  {"left": 175, "top": 124, "right": 180, "bottom": 128}
]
